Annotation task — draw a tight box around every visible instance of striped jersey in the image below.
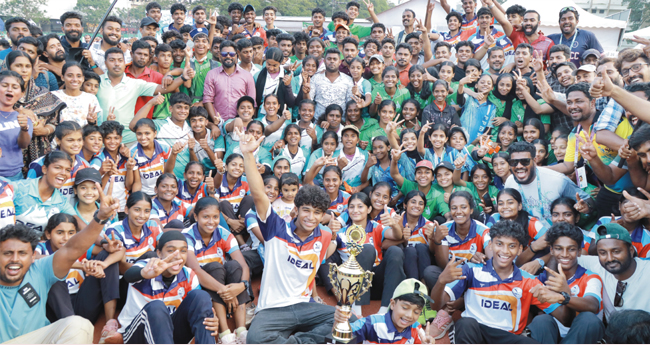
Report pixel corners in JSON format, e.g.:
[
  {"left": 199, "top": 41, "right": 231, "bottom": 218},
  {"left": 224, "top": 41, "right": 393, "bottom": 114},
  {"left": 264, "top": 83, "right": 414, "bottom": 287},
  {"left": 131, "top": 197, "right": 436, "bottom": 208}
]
[
  {"left": 327, "top": 190, "right": 350, "bottom": 217},
  {"left": 104, "top": 218, "right": 162, "bottom": 263},
  {"left": 130, "top": 140, "right": 172, "bottom": 196},
  {"left": 486, "top": 214, "right": 548, "bottom": 246},
  {"left": 0, "top": 179, "right": 15, "bottom": 228},
  {"left": 27, "top": 153, "right": 90, "bottom": 203},
  {"left": 440, "top": 220, "right": 491, "bottom": 262},
  {"left": 335, "top": 220, "right": 386, "bottom": 266},
  {"left": 151, "top": 197, "right": 191, "bottom": 226},
  {"left": 404, "top": 215, "right": 434, "bottom": 247},
  {"left": 176, "top": 178, "right": 211, "bottom": 208},
  {"left": 90, "top": 149, "right": 131, "bottom": 212},
  {"left": 589, "top": 216, "right": 650, "bottom": 258},
  {"left": 218, "top": 175, "right": 249, "bottom": 214},
  {"left": 118, "top": 260, "right": 199, "bottom": 333},
  {"left": 255, "top": 207, "right": 332, "bottom": 312},
  {"left": 351, "top": 311, "right": 425, "bottom": 344},
  {"left": 445, "top": 259, "right": 558, "bottom": 334},
  {"left": 182, "top": 223, "right": 239, "bottom": 266},
  {"left": 537, "top": 265, "right": 603, "bottom": 336},
  {"left": 35, "top": 240, "right": 91, "bottom": 294}
]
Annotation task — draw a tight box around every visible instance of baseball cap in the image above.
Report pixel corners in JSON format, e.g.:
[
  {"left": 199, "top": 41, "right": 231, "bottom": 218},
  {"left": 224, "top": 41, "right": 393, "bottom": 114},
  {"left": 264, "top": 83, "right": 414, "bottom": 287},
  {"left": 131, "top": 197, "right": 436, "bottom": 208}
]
[
  {"left": 434, "top": 161, "right": 455, "bottom": 175},
  {"left": 244, "top": 4, "right": 256, "bottom": 14},
  {"left": 582, "top": 49, "right": 601, "bottom": 61},
  {"left": 573, "top": 63, "right": 596, "bottom": 75},
  {"left": 74, "top": 168, "right": 102, "bottom": 186},
  {"left": 369, "top": 54, "right": 384, "bottom": 64},
  {"left": 140, "top": 17, "right": 160, "bottom": 28},
  {"left": 390, "top": 278, "right": 434, "bottom": 309},
  {"left": 335, "top": 23, "right": 351, "bottom": 33},
  {"left": 341, "top": 124, "right": 360, "bottom": 136},
  {"left": 595, "top": 222, "right": 633, "bottom": 244},
  {"left": 415, "top": 160, "right": 434, "bottom": 172}
]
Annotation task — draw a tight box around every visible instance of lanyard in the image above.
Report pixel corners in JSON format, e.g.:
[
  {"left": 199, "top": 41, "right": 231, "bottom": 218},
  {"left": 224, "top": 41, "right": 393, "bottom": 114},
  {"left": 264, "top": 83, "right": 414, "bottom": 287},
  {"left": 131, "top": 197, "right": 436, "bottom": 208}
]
[
  {"left": 560, "top": 29, "right": 578, "bottom": 50},
  {"left": 517, "top": 168, "right": 545, "bottom": 220}
]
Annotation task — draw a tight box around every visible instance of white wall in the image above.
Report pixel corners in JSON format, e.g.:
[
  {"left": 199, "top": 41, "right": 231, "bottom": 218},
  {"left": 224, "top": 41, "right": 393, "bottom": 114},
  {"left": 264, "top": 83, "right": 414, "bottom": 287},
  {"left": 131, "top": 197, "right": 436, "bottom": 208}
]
[{"left": 374, "top": 0, "right": 450, "bottom": 34}]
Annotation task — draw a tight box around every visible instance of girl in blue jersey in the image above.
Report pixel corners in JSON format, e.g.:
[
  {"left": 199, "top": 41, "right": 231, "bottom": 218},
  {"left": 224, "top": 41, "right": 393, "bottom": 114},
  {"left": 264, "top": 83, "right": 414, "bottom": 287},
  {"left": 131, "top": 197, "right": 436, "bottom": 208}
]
[
  {"left": 418, "top": 122, "right": 451, "bottom": 168},
  {"left": 491, "top": 151, "right": 511, "bottom": 190},
  {"left": 182, "top": 197, "right": 251, "bottom": 344},
  {"left": 310, "top": 165, "right": 349, "bottom": 225},
  {"left": 152, "top": 173, "right": 192, "bottom": 227},
  {"left": 550, "top": 197, "right": 591, "bottom": 255},
  {"left": 304, "top": 131, "right": 340, "bottom": 187},
  {"left": 176, "top": 161, "right": 214, "bottom": 207},
  {"left": 361, "top": 136, "right": 400, "bottom": 202},
  {"left": 130, "top": 118, "right": 175, "bottom": 196},
  {"left": 388, "top": 127, "right": 420, "bottom": 182},
  {"left": 216, "top": 153, "right": 253, "bottom": 238},
  {"left": 400, "top": 190, "right": 436, "bottom": 281}
]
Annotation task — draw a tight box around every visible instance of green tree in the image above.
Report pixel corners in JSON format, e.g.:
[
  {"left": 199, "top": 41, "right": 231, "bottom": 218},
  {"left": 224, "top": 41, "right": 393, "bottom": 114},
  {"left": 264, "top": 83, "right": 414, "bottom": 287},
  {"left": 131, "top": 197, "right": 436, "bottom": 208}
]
[
  {"left": 74, "top": 0, "right": 111, "bottom": 31},
  {"left": 0, "top": 0, "right": 48, "bottom": 25},
  {"left": 624, "top": 0, "right": 650, "bottom": 31}
]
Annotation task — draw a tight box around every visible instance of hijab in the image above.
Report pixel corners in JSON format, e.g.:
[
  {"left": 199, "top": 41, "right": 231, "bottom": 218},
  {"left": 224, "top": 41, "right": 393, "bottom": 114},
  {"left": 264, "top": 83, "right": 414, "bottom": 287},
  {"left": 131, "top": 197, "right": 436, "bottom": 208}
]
[{"left": 492, "top": 74, "right": 517, "bottom": 120}]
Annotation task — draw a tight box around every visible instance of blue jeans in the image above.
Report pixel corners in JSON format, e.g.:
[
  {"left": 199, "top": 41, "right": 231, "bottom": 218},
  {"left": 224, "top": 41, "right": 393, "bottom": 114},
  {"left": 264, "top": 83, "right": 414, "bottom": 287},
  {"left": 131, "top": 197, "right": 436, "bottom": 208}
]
[{"left": 3, "top": 170, "right": 23, "bottom": 181}]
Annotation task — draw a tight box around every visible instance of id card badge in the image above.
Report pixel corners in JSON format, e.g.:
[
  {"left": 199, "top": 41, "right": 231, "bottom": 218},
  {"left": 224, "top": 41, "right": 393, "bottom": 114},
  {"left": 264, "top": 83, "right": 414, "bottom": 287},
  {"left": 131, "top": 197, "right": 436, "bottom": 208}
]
[
  {"left": 18, "top": 282, "right": 40, "bottom": 308},
  {"left": 576, "top": 166, "right": 588, "bottom": 189}
]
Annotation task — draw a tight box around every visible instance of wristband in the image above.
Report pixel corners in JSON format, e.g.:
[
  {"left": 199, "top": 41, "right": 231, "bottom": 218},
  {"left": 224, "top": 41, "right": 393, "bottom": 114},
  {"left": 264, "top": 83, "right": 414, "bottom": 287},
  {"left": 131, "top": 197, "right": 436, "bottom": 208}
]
[
  {"left": 535, "top": 258, "right": 545, "bottom": 268},
  {"left": 181, "top": 74, "right": 189, "bottom": 82},
  {"left": 530, "top": 246, "right": 538, "bottom": 255},
  {"left": 90, "top": 64, "right": 98, "bottom": 69}
]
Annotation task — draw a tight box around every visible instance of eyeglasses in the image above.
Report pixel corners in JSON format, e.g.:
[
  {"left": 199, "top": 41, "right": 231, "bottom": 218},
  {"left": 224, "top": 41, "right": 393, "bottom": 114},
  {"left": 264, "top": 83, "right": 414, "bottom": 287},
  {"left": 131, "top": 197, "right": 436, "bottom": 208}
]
[
  {"left": 220, "top": 51, "right": 237, "bottom": 57},
  {"left": 621, "top": 63, "right": 648, "bottom": 77},
  {"left": 614, "top": 281, "right": 627, "bottom": 307},
  {"left": 508, "top": 158, "right": 532, "bottom": 167}
]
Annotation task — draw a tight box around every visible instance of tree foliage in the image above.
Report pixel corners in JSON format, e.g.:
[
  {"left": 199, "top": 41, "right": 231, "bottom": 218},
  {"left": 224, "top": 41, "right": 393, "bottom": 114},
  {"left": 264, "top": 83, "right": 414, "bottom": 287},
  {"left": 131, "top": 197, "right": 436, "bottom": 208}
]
[
  {"left": 74, "top": 0, "right": 111, "bottom": 30},
  {"left": 623, "top": 0, "right": 650, "bottom": 31},
  {"left": 0, "top": 0, "right": 48, "bottom": 25}
]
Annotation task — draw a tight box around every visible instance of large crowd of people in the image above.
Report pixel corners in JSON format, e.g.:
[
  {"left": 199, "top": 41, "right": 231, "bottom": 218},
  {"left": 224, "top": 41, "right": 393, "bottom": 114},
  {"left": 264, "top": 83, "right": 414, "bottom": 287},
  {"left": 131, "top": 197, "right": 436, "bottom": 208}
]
[{"left": 1, "top": 0, "right": 650, "bottom": 343}]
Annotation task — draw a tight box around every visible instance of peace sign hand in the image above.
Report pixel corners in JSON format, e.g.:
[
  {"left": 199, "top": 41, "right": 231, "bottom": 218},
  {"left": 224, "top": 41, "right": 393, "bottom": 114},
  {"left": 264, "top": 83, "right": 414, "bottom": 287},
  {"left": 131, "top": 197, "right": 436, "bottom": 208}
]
[
  {"left": 86, "top": 104, "right": 98, "bottom": 124},
  {"left": 363, "top": 0, "right": 375, "bottom": 13},
  {"left": 439, "top": 253, "right": 466, "bottom": 284},
  {"left": 96, "top": 178, "right": 118, "bottom": 221},
  {"left": 577, "top": 132, "right": 597, "bottom": 161},
  {"left": 419, "top": 321, "right": 436, "bottom": 344},
  {"left": 102, "top": 230, "right": 123, "bottom": 253},
  {"left": 141, "top": 251, "right": 184, "bottom": 280},
  {"left": 544, "top": 263, "right": 571, "bottom": 294},
  {"left": 206, "top": 9, "right": 218, "bottom": 26},
  {"left": 107, "top": 106, "right": 116, "bottom": 121}
]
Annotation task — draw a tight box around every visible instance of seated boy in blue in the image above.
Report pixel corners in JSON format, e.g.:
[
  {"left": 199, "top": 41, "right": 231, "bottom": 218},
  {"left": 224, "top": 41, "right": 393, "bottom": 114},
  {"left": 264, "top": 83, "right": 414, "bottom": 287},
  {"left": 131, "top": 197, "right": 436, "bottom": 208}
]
[{"left": 334, "top": 278, "right": 436, "bottom": 344}]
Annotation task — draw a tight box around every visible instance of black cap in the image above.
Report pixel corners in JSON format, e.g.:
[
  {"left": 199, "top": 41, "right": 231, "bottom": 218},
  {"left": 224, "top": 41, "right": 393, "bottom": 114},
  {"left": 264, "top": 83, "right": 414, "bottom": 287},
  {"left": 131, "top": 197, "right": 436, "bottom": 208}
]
[
  {"left": 140, "top": 17, "right": 160, "bottom": 28},
  {"left": 237, "top": 95, "right": 255, "bottom": 108},
  {"left": 434, "top": 161, "right": 455, "bottom": 175},
  {"left": 74, "top": 168, "right": 102, "bottom": 186},
  {"left": 244, "top": 4, "right": 256, "bottom": 13}
]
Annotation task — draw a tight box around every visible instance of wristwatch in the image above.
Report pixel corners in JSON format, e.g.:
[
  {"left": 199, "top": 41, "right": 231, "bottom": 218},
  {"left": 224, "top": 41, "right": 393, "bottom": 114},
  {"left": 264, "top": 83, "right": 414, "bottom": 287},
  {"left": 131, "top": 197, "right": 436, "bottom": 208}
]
[
  {"left": 242, "top": 280, "right": 254, "bottom": 300},
  {"left": 93, "top": 210, "right": 110, "bottom": 225},
  {"left": 180, "top": 74, "right": 189, "bottom": 82},
  {"left": 560, "top": 291, "right": 571, "bottom": 305}
]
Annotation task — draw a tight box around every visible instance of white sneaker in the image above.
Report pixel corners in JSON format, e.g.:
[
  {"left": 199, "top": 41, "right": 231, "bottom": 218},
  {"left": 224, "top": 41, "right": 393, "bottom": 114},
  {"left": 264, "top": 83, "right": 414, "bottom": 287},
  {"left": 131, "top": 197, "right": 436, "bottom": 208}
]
[
  {"left": 245, "top": 303, "right": 256, "bottom": 327},
  {"left": 220, "top": 333, "right": 237, "bottom": 344},
  {"left": 237, "top": 330, "right": 248, "bottom": 344}
]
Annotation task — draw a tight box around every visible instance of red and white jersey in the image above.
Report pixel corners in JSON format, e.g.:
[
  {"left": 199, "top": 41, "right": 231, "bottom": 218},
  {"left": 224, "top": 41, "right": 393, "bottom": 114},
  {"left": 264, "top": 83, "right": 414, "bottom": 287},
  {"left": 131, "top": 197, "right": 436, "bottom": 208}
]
[
  {"left": 445, "top": 259, "right": 557, "bottom": 334},
  {"left": 256, "top": 207, "right": 332, "bottom": 312}
]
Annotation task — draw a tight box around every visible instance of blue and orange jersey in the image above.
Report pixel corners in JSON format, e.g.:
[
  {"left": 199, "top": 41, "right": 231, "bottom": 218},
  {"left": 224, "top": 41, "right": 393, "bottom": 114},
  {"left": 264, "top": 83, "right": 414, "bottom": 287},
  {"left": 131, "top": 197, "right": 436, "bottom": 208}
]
[
  {"left": 151, "top": 197, "right": 191, "bottom": 226},
  {"left": 131, "top": 140, "right": 172, "bottom": 196},
  {"left": 458, "top": 12, "right": 494, "bottom": 32},
  {"left": 176, "top": 177, "right": 210, "bottom": 208},
  {"left": 327, "top": 190, "right": 350, "bottom": 217},
  {"left": 440, "top": 30, "right": 467, "bottom": 47},
  {"left": 35, "top": 240, "right": 92, "bottom": 294},
  {"left": 336, "top": 220, "right": 386, "bottom": 266},
  {"left": 538, "top": 265, "right": 603, "bottom": 313},
  {"left": 28, "top": 153, "right": 90, "bottom": 202},
  {"left": 486, "top": 214, "right": 548, "bottom": 247},
  {"left": 445, "top": 259, "right": 558, "bottom": 334},
  {"left": 404, "top": 215, "right": 434, "bottom": 247},
  {"left": 117, "top": 260, "right": 199, "bottom": 333},
  {"left": 182, "top": 223, "right": 239, "bottom": 266},
  {"left": 90, "top": 149, "right": 130, "bottom": 212},
  {"left": 589, "top": 216, "right": 650, "bottom": 257},
  {"left": 466, "top": 27, "right": 513, "bottom": 52},
  {"left": 218, "top": 174, "right": 249, "bottom": 214},
  {"left": 351, "top": 311, "right": 424, "bottom": 344},
  {"left": 441, "top": 219, "right": 490, "bottom": 262},
  {"left": 255, "top": 207, "right": 332, "bottom": 311},
  {"left": 104, "top": 218, "right": 162, "bottom": 263},
  {"left": 0, "top": 179, "right": 15, "bottom": 228}
]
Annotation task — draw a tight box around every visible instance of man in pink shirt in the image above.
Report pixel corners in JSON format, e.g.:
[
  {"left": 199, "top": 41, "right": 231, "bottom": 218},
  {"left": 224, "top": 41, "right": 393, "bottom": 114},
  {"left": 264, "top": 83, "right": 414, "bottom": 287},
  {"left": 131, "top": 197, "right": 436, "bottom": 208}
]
[{"left": 203, "top": 40, "right": 256, "bottom": 122}]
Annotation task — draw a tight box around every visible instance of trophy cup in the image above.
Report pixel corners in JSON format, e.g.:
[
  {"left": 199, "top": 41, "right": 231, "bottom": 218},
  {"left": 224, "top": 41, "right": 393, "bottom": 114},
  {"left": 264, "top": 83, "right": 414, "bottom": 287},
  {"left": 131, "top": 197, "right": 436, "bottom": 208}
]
[{"left": 328, "top": 224, "right": 375, "bottom": 343}]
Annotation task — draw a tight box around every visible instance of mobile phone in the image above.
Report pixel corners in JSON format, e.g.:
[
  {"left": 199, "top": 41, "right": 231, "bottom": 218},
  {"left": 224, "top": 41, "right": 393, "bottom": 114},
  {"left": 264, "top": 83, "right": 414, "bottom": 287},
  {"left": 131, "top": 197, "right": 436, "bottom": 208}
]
[{"left": 483, "top": 193, "right": 494, "bottom": 210}]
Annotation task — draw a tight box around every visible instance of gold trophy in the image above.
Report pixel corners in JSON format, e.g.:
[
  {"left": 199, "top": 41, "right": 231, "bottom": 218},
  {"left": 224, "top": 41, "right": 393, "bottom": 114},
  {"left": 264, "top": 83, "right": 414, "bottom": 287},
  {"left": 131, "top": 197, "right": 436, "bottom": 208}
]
[{"left": 328, "top": 224, "right": 375, "bottom": 343}]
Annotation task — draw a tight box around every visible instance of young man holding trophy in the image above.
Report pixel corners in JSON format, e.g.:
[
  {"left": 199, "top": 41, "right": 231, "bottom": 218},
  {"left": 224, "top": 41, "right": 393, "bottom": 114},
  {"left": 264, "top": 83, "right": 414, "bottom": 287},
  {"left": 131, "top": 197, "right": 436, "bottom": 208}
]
[{"left": 237, "top": 128, "right": 355, "bottom": 344}]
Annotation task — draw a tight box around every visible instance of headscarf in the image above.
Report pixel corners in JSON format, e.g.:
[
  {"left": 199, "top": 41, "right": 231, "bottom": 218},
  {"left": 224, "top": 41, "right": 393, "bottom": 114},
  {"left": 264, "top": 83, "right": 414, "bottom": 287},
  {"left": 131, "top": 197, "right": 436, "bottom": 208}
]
[{"left": 492, "top": 74, "right": 517, "bottom": 121}]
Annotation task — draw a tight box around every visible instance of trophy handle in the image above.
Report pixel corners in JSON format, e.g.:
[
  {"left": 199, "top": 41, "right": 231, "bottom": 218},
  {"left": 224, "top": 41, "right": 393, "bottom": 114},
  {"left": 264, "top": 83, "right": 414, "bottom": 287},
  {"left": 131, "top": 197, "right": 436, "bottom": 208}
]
[
  {"left": 353, "top": 271, "right": 374, "bottom": 304},
  {"left": 328, "top": 263, "right": 342, "bottom": 301}
]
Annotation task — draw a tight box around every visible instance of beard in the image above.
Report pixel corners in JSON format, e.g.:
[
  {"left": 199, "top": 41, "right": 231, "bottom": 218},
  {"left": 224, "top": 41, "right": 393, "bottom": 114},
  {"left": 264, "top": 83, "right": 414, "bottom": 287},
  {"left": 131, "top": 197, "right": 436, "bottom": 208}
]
[
  {"left": 222, "top": 58, "right": 236, "bottom": 68},
  {"left": 602, "top": 253, "right": 633, "bottom": 275},
  {"left": 524, "top": 24, "right": 539, "bottom": 36},
  {"left": 103, "top": 33, "right": 120, "bottom": 46},
  {"left": 10, "top": 34, "right": 25, "bottom": 47},
  {"left": 50, "top": 50, "right": 66, "bottom": 62},
  {"left": 65, "top": 30, "right": 82, "bottom": 43},
  {"left": 512, "top": 167, "right": 536, "bottom": 184}
]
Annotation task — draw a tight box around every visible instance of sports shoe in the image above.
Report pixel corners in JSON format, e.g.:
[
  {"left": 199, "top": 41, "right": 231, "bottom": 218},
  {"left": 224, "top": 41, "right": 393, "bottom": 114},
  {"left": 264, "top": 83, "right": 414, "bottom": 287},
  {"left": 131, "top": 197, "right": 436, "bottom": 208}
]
[
  {"left": 429, "top": 309, "right": 453, "bottom": 340},
  {"left": 245, "top": 303, "right": 256, "bottom": 327},
  {"left": 220, "top": 333, "right": 238, "bottom": 344},
  {"left": 237, "top": 330, "right": 248, "bottom": 344},
  {"left": 240, "top": 244, "right": 251, "bottom": 252},
  {"left": 99, "top": 319, "right": 120, "bottom": 344}
]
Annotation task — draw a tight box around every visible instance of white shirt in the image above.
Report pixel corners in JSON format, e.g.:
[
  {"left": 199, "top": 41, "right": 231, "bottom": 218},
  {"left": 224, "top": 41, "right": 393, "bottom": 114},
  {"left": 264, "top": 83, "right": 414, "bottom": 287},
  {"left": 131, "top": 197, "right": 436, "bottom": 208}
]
[
  {"left": 52, "top": 91, "right": 102, "bottom": 126},
  {"left": 90, "top": 42, "right": 132, "bottom": 73}
]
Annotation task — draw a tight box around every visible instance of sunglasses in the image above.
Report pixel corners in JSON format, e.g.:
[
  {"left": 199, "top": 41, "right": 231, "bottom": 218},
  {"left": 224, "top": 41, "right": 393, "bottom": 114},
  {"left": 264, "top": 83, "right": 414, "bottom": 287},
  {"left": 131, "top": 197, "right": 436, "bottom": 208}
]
[
  {"left": 508, "top": 158, "right": 532, "bottom": 167},
  {"left": 560, "top": 6, "right": 577, "bottom": 14},
  {"left": 614, "top": 281, "right": 627, "bottom": 307},
  {"left": 220, "top": 51, "right": 237, "bottom": 57}
]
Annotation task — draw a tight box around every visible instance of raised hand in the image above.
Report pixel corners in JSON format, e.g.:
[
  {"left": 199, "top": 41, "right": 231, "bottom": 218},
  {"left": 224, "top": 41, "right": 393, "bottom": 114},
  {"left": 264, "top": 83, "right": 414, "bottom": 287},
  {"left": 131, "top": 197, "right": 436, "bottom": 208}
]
[
  {"left": 363, "top": 0, "right": 375, "bottom": 13},
  {"left": 236, "top": 127, "right": 265, "bottom": 154},
  {"left": 337, "top": 155, "right": 350, "bottom": 169},
  {"left": 420, "top": 321, "right": 436, "bottom": 344},
  {"left": 141, "top": 251, "right": 184, "bottom": 279},
  {"left": 387, "top": 28, "right": 394, "bottom": 39},
  {"left": 433, "top": 221, "right": 448, "bottom": 244},
  {"left": 99, "top": 159, "right": 115, "bottom": 176},
  {"left": 206, "top": 9, "right": 217, "bottom": 26},
  {"left": 283, "top": 72, "right": 293, "bottom": 86},
  {"left": 484, "top": 31, "right": 496, "bottom": 47},
  {"left": 205, "top": 171, "right": 215, "bottom": 194},
  {"left": 107, "top": 106, "right": 116, "bottom": 121},
  {"left": 439, "top": 253, "right": 466, "bottom": 284},
  {"left": 86, "top": 104, "right": 98, "bottom": 124},
  {"left": 544, "top": 263, "right": 570, "bottom": 294},
  {"left": 423, "top": 222, "right": 435, "bottom": 240},
  {"left": 282, "top": 105, "right": 292, "bottom": 121},
  {"left": 574, "top": 193, "right": 590, "bottom": 214},
  {"left": 630, "top": 35, "right": 650, "bottom": 58},
  {"left": 379, "top": 205, "right": 396, "bottom": 227},
  {"left": 621, "top": 188, "right": 650, "bottom": 220},
  {"left": 126, "top": 155, "right": 137, "bottom": 170},
  {"left": 214, "top": 158, "right": 225, "bottom": 173},
  {"left": 150, "top": 92, "right": 165, "bottom": 106},
  {"left": 454, "top": 154, "right": 467, "bottom": 170},
  {"left": 577, "top": 132, "right": 598, "bottom": 161},
  {"left": 328, "top": 217, "right": 342, "bottom": 237},
  {"left": 374, "top": 92, "right": 383, "bottom": 105},
  {"left": 172, "top": 140, "right": 187, "bottom": 155},
  {"left": 402, "top": 221, "right": 412, "bottom": 242},
  {"left": 391, "top": 146, "right": 407, "bottom": 161},
  {"left": 366, "top": 153, "right": 378, "bottom": 167},
  {"left": 591, "top": 66, "right": 615, "bottom": 98},
  {"left": 97, "top": 178, "right": 118, "bottom": 221}
]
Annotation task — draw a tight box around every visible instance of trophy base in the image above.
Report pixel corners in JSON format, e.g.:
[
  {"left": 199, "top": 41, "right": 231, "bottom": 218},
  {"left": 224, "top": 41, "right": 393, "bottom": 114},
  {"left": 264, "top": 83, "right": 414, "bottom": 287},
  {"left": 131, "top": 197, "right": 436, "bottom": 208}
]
[{"left": 325, "top": 333, "right": 357, "bottom": 344}]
